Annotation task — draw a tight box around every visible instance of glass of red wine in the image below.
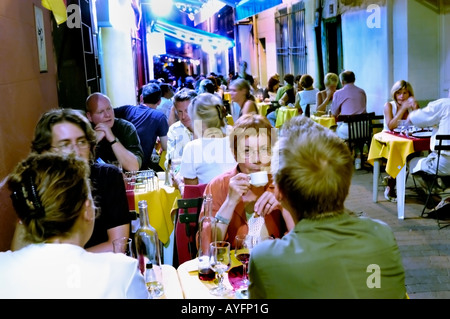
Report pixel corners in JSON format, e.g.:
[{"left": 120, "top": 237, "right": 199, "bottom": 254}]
[{"left": 234, "top": 234, "right": 254, "bottom": 298}]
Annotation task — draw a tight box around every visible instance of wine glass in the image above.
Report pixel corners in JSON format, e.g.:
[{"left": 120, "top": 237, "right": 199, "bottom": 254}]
[
  {"left": 234, "top": 234, "right": 254, "bottom": 298},
  {"left": 209, "top": 241, "right": 232, "bottom": 296}
]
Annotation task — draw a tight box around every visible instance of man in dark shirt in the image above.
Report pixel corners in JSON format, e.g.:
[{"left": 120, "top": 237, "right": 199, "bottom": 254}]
[
  {"left": 86, "top": 92, "right": 143, "bottom": 171},
  {"left": 115, "top": 83, "right": 169, "bottom": 171}
]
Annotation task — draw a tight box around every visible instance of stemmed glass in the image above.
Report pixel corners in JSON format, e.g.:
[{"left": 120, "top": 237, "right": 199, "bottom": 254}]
[
  {"left": 234, "top": 234, "right": 254, "bottom": 298},
  {"left": 209, "top": 241, "right": 232, "bottom": 296}
]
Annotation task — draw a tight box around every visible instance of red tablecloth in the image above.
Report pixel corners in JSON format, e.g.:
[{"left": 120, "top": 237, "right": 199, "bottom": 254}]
[{"left": 385, "top": 131, "right": 430, "bottom": 152}]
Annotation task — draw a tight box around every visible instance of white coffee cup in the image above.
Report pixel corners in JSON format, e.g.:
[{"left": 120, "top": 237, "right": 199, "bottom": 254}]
[{"left": 249, "top": 171, "right": 268, "bottom": 187}]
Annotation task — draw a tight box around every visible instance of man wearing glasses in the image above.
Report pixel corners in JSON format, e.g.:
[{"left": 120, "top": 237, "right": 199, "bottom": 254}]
[{"left": 11, "top": 108, "right": 131, "bottom": 253}]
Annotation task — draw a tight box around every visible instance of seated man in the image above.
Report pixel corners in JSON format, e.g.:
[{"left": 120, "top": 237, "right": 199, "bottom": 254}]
[
  {"left": 331, "top": 70, "right": 367, "bottom": 140},
  {"left": 248, "top": 116, "right": 406, "bottom": 299},
  {"left": 86, "top": 92, "right": 143, "bottom": 172}
]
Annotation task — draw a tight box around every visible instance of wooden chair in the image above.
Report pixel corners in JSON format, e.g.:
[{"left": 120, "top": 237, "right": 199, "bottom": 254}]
[
  {"left": 173, "top": 184, "right": 207, "bottom": 267},
  {"left": 415, "top": 135, "right": 450, "bottom": 228},
  {"left": 337, "top": 112, "right": 376, "bottom": 169}
]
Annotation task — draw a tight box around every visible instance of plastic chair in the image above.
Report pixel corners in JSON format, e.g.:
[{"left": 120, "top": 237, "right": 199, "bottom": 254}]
[{"left": 173, "top": 184, "right": 207, "bottom": 267}]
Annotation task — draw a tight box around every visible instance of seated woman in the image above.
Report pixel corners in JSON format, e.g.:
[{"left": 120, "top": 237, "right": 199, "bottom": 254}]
[
  {"left": 11, "top": 109, "right": 131, "bottom": 253},
  {"left": 316, "top": 72, "right": 339, "bottom": 114},
  {"left": 0, "top": 153, "right": 147, "bottom": 298},
  {"left": 179, "top": 93, "right": 237, "bottom": 186},
  {"left": 294, "top": 74, "right": 319, "bottom": 116},
  {"left": 383, "top": 80, "right": 419, "bottom": 202},
  {"left": 200, "top": 114, "right": 295, "bottom": 248},
  {"left": 228, "top": 78, "right": 258, "bottom": 123},
  {"left": 262, "top": 76, "right": 280, "bottom": 102}
]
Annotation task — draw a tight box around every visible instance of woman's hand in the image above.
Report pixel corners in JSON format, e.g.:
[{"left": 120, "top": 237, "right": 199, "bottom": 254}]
[
  {"left": 227, "top": 173, "right": 251, "bottom": 204},
  {"left": 254, "top": 191, "right": 282, "bottom": 217}
]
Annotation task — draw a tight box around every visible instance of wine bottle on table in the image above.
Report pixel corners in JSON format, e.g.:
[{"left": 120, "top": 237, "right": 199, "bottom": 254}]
[
  {"left": 135, "top": 200, "right": 164, "bottom": 298},
  {"left": 197, "top": 194, "right": 217, "bottom": 282}
]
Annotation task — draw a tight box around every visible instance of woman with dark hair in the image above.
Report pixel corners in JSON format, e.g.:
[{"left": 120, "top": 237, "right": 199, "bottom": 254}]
[
  {"left": 263, "top": 76, "right": 280, "bottom": 102},
  {"left": 0, "top": 153, "right": 147, "bottom": 298}
]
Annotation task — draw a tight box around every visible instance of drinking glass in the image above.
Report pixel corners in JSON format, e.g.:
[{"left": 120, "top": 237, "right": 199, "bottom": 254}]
[
  {"left": 112, "top": 237, "right": 134, "bottom": 257},
  {"left": 234, "top": 235, "right": 255, "bottom": 298},
  {"left": 209, "top": 241, "right": 232, "bottom": 296}
]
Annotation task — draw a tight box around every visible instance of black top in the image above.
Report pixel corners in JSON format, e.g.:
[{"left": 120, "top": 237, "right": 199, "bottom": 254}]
[
  {"left": 84, "top": 163, "right": 131, "bottom": 249},
  {"left": 94, "top": 118, "right": 144, "bottom": 169}
]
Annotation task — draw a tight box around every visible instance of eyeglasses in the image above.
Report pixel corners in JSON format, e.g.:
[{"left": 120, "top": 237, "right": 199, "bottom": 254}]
[{"left": 51, "top": 139, "right": 90, "bottom": 153}]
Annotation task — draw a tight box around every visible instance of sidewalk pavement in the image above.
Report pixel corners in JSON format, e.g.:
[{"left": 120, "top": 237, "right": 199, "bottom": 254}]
[{"left": 347, "top": 169, "right": 450, "bottom": 299}]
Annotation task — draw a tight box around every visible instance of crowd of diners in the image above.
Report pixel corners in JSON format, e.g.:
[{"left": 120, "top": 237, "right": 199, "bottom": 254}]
[{"left": 1, "top": 64, "right": 450, "bottom": 299}]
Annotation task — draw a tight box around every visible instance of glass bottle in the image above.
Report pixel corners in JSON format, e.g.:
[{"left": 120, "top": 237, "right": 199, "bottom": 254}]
[
  {"left": 135, "top": 200, "right": 164, "bottom": 298},
  {"left": 165, "top": 156, "right": 172, "bottom": 186},
  {"left": 197, "top": 194, "right": 217, "bottom": 281}
]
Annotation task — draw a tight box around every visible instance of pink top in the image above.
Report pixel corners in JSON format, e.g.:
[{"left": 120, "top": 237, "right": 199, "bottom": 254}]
[{"left": 331, "top": 83, "right": 367, "bottom": 116}]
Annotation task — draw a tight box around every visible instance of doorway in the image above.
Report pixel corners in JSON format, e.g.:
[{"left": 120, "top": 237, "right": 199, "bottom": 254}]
[{"left": 321, "top": 16, "right": 343, "bottom": 83}]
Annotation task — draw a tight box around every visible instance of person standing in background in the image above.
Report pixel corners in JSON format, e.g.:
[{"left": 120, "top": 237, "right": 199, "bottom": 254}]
[{"left": 157, "top": 83, "right": 175, "bottom": 121}]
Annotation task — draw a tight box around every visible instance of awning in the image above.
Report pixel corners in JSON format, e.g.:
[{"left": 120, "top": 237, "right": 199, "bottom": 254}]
[
  {"left": 233, "top": 0, "right": 283, "bottom": 21},
  {"left": 153, "top": 18, "right": 235, "bottom": 50}
]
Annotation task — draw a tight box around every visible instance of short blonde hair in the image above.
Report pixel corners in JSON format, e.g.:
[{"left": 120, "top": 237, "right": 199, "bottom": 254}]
[
  {"left": 189, "top": 93, "right": 226, "bottom": 133},
  {"left": 390, "top": 80, "right": 415, "bottom": 101},
  {"left": 229, "top": 114, "right": 274, "bottom": 163},
  {"left": 324, "top": 73, "right": 339, "bottom": 87},
  {"left": 272, "top": 116, "right": 353, "bottom": 220}
]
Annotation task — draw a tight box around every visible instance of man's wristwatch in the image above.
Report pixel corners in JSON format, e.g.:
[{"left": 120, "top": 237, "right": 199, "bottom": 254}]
[{"left": 109, "top": 137, "right": 119, "bottom": 146}]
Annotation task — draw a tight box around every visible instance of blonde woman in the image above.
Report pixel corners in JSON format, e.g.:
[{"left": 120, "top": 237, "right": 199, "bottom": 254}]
[
  {"left": 316, "top": 73, "right": 339, "bottom": 113},
  {"left": 229, "top": 78, "right": 258, "bottom": 123},
  {"left": 383, "top": 80, "right": 419, "bottom": 202},
  {"left": 179, "top": 93, "right": 237, "bottom": 185}
]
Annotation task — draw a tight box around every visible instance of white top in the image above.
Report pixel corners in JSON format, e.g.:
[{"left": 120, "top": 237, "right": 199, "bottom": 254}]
[
  {"left": 296, "top": 89, "right": 319, "bottom": 113},
  {"left": 179, "top": 137, "right": 237, "bottom": 184},
  {"left": 0, "top": 243, "right": 148, "bottom": 299},
  {"left": 230, "top": 102, "right": 241, "bottom": 123},
  {"left": 157, "top": 97, "right": 173, "bottom": 120},
  {"left": 383, "top": 101, "right": 398, "bottom": 131},
  {"left": 409, "top": 98, "right": 450, "bottom": 154},
  {"left": 166, "top": 120, "right": 194, "bottom": 170}
]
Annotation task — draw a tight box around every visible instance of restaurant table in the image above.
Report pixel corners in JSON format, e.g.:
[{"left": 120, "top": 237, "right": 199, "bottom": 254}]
[
  {"left": 310, "top": 114, "right": 337, "bottom": 129},
  {"left": 125, "top": 171, "right": 181, "bottom": 264},
  {"left": 223, "top": 92, "right": 231, "bottom": 104},
  {"left": 160, "top": 264, "right": 184, "bottom": 299},
  {"left": 177, "top": 254, "right": 241, "bottom": 299},
  {"left": 367, "top": 131, "right": 431, "bottom": 219},
  {"left": 256, "top": 102, "right": 270, "bottom": 117},
  {"left": 275, "top": 107, "right": 298, "bottom": 128},
  {"left": 226, "top": 114, "right": 234, "bottom": 125}
]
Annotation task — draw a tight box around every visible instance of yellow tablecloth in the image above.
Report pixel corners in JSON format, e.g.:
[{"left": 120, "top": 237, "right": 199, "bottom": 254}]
[
  {"left": 310, "top": 115, "right": 336, "bottom": 129},
  {"left": 256, "top": 103, "right": 270, "bottom": 117},
  {"left": 223, "top": 92, "right": 231, "bottom": 104},
  {"left": 132, "top": 180, "right": 181, "bottom": 245},
  {"left": 226, "top": 114, "right": 234, "bottom": 125},
  {"left": 367, "top": 132, "right": 416, "bottom": 178},
  {"left": 275, "top": 107, "right": 298, "bottom": 128}
]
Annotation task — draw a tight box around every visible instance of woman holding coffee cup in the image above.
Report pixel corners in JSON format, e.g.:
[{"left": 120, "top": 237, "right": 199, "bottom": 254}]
[{"left": 200, "top": 114, "right": 294, "bottom": 248}]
